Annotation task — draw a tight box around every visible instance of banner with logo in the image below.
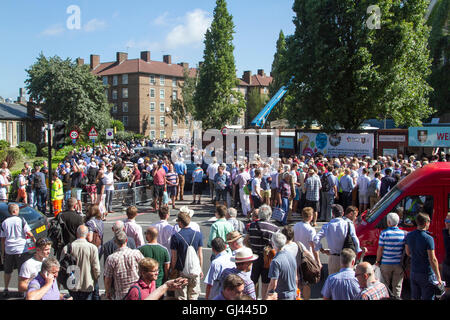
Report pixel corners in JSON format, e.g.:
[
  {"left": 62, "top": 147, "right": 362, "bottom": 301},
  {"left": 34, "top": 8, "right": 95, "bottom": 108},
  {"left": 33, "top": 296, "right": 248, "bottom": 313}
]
[
  {"left": 408, "top": 127, "right": 450, "bottom": 147},
  {"left": 297, "top": 132, "right": 374, "bottom": 157}
]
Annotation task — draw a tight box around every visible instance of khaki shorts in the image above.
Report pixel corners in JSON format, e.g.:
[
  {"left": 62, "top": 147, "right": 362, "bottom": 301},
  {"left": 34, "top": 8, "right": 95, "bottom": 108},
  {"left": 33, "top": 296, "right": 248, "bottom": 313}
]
[{"left": 261, "top": 189, "right": 271, "bottom": 200}]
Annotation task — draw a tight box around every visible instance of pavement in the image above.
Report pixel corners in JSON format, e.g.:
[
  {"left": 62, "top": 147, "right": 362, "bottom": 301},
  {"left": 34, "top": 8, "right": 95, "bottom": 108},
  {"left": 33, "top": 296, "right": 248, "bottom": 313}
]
[{"left": 0, "top": 189, "right": 331, "bottom": 300}]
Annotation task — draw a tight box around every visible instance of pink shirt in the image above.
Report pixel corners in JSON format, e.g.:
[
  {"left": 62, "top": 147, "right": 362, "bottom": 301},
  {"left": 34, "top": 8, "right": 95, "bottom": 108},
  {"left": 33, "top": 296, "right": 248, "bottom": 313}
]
[
  {"left": 124, "top": 219, "right": 145, "bottom": 247},
  {"left": 125, "top": 279, "right": 156, "bottom": 300},
  {"left": 153, "top": 168, "right": 166, "bottom": 186}
]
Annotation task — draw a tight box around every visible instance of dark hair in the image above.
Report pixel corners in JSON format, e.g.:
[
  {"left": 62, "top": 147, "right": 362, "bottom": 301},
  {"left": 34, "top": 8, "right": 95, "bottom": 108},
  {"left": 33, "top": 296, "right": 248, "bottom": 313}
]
[
  {"left": 223, "top": 274, "right": 244, "bottom": 291},
  {"left": 158, "top": 206, "right": 169, "bottom": 219},
  {"left": 281, "top": 225, "right": 294, "bottom": 241},
  {"left": 211, "top": 237, "right": 227, "bottom": 253},
  {"left": 345, "top": 206, "right": 358, "bottom": 216},
  {"left": 416, "top": 213, "right": 430, "bottom": 227},
  {"left": 215, "top": 205, "right": 227, "bottom": 218}
]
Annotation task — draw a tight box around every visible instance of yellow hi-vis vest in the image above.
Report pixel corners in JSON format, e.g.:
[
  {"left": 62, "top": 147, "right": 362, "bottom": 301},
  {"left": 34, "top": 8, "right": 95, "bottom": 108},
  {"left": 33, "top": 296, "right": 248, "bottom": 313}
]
[{"left": 51, "top": 178, "right": 64, "bottom": 201}]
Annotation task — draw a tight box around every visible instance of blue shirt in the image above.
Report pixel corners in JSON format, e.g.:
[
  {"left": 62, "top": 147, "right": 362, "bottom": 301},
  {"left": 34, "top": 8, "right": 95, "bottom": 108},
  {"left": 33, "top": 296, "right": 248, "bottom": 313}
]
[
  {"left": 339, "top": 175, "right": 354, "bottom": 193},
  {"left": 321, "top": 268, "right": 361, "bottom": 300},
  {"left": 379, "top": 227, "right": 406, "bottom": 265},
  {"left": 204, "top": 251, "right": 235, "bottom": 299},
  {"left": 326, "top": 173, "right": 338, "bottom": 195},
  {"left": 170, "top": 228, "right": 203, "bottom": 271},
  {"left": 405, "top": 229, "right": 435, "bottom": 275},
  {"left": 192, "top": 168, "right": 204, "bottom": 183},
  {"left": 314, "top": 217, "right": 362, "bottom": 254},
  {"left": 174, "top": 162, "right": 187, "bottom": 175},
  {"left": 268, "top": 250, "right": 297, "bottom": 300}
]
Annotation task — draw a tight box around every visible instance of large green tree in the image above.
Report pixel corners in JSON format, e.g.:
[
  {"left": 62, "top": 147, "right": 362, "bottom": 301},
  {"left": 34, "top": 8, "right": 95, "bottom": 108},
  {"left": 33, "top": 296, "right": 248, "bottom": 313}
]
[
  {"left": 246, "top": 89, "right": 269, "bottom": 126},
  {"left": 193, "top": 0, "right": 245, "bottom": 129},
  {"left": 285, "top": 0, "right": 434, "bottom": 131},
  {"left": 427, "top": 0, "right": 449, "bottom": 115},
  {"left": 25, "top": 53, "right": 112, "bottom": 135}
]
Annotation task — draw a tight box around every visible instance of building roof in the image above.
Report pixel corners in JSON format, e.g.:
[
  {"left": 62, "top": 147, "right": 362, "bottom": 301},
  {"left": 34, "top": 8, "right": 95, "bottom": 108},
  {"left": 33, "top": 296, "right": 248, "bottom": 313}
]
[
  {"left": 239, "top": 74, "right": 273, "bottom": 87},
  {"left": 92, "top": 59, "right": 197, "bottom": 78},
  {"left": 0, "top": 102, "right": 45, "bottom": 120}
]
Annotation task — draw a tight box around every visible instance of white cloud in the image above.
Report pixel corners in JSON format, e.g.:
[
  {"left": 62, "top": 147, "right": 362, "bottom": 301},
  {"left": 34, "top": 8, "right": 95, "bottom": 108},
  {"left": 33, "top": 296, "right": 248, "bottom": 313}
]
[
  {"left": 125, "top": 39, "right": 161, "bottom": 51},
  {"left": 164, "top": 9, "right": 212, "bottom": 49},
  {"left": 40, "top": 24, "right": 65, "bottom": 36},
  {"left": 83, "top": 19, "right": 107, "bottom": 32},
  {"left": 153, "top": 12, "right": 170, "bottom": 26}
]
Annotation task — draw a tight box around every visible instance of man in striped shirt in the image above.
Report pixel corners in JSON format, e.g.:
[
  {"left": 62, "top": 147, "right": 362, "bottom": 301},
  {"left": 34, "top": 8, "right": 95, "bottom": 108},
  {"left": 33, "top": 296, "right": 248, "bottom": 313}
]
[{"left": 375, "top": 212, "right": 407, "bottom": 299}]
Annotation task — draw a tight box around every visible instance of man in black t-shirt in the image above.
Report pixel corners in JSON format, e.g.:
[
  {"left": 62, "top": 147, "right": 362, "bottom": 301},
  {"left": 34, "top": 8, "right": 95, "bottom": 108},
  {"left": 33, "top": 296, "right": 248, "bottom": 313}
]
[{"left": 56, "top": 197, "right": 83, "bottom": 259}]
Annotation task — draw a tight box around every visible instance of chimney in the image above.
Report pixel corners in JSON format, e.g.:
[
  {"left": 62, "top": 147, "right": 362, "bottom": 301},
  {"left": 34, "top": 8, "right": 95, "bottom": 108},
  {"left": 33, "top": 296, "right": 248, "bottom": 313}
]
[
  {"left": 163, "top": 55, "right": 172, "bottom": 64},
  {"left": 90, "top": 54, "right": 100, "bottom": 70},
  {"left": 257, "top": 69, "right": 265, "bottom": 77},
  {"left": 76, "top": 58, "right": 84, "bottom": 66},
  {"left": 141, "top": 51, "right": 151, "bottom": 62},
  {"left": 178, "top": 62, "right": 189, "bottom": 70},
  {"left": 243, "top": 71, "right": 251, "bottom": 85},
  {"left": 116, "top": 52, "right": 128, "bottom": 64},
  {"left": 17, "top": 88, "right": 27, "bottom": 104}
]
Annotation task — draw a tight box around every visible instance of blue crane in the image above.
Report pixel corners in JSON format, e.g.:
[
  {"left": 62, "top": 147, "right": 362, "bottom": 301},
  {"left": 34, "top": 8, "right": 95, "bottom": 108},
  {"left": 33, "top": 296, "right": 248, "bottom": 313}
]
[{"left": 250, "top": 76, "right": 294, "bottom": 128}]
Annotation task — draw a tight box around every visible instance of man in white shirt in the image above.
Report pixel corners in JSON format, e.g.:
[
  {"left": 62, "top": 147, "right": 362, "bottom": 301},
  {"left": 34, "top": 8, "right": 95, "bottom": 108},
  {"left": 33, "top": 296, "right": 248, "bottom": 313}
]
[
  {"left": 103, "top": 164, "right": 115, "bottom": 213},
  {"left": 206, "top": 158, "right": 219, "bottom": 202},
  {"left": 236, "top": 166, "right": 251, "bottom": 217},
  {"left": 356, "top": 168, "right": 371, "bottom": 212},
  {"left": 1, "top": 204, "right": 36, "bottom": 296},
  {"left": 18, "top": 238, "right": 52, "bottom": 292},
  {"left": 151, "top": 206, "right": 174, "bottom": 253},
  {"left": 0, "top": 169, "right": 9, "bottom": 202}
]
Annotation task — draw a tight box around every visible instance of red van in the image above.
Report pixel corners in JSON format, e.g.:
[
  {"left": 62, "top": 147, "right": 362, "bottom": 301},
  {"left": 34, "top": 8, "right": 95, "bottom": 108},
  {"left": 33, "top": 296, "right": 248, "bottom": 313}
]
[{"left": 356, "top": 162, "right": 449, "bottom": 264}]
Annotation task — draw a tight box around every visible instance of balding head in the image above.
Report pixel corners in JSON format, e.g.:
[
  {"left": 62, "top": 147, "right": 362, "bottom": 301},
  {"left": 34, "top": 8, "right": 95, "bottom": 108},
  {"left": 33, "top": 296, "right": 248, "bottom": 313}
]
[
  {"left": 145, "top": 226, "right": 158, "bottom": 243},
  {"left": 112, "top": 220, "right": 125, "bottom": 233},
  {"left": 77, "top": 225, "right": 89, "bottom": 239}
]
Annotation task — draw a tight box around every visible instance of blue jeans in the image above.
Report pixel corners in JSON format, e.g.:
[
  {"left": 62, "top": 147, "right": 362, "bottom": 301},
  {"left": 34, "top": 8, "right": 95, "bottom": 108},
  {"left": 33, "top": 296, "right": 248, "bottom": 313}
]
[
  {"left": 410, "top": 272, "right": 437, "bottom": 300},
  {"left": 35, "top": 188, "right": 47, "bottom": 214},
  {"left": 281, "top": 197, "right": 289, "bottom": 225},
  {"left": 105, "top": 190, "right": 114, "bottom": 212}
]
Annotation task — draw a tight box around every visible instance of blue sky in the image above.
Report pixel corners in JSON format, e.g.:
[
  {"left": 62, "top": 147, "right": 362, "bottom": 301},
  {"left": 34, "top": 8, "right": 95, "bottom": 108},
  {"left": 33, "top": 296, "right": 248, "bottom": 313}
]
[{"left": 0, "top": 0, "right": 296, "bottom": 100}]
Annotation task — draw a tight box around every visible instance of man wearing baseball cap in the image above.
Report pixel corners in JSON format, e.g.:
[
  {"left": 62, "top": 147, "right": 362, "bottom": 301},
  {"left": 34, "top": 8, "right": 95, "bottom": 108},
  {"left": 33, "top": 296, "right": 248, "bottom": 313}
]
[{"left": 217, "top": 247, "right": 258, "bottom": 300}]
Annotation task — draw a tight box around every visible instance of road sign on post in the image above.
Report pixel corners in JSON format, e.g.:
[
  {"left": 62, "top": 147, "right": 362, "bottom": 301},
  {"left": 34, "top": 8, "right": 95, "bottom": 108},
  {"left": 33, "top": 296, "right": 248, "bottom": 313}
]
[
  {"left": 88, "top": 127, "right": 98, "bottom": 146},
  {"left": 106, "top": 128, "right": 114, "bottom": 140}
]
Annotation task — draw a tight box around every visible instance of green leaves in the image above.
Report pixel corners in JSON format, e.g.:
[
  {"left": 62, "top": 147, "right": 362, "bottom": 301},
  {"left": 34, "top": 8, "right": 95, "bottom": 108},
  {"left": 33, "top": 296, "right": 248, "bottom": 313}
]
[
  {"left": 193, "top": 0, "right": 245, "bottom": 129},
  {"left": 25, "top": 53, "right": 112, "bottom": 135},
  {"left": 285, "top": 0, "right": 434, "bottom": 130}
]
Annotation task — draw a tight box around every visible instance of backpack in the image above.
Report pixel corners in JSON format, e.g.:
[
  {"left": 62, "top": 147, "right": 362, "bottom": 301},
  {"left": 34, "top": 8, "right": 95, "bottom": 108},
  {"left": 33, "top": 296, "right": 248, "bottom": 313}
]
[
  {"left": 57, "top": 243, "right": 78, "bottom": 290},
  {"left": 321, "top": 173, "right": 331, "bottom": 192},
  {"left": 178, "top": 232, "right": 202, "bottom": 278},
  {"left": 342, "top": 221, "right": 356, "bottom": 253},
  {"left": 295, "top": 241, "right": 321, "bottom": 284},
  {"left": 88, "top": 220, "right": 102, "bottom": 248},
  {"left": 367, "top": 179, "right": 378, "bottom": 197},
  {"left": 123, "top": 284, "right": 142, "bottom": 300},
  {"left": 47, "top": 215, "right": 65, "bottom": 252}
]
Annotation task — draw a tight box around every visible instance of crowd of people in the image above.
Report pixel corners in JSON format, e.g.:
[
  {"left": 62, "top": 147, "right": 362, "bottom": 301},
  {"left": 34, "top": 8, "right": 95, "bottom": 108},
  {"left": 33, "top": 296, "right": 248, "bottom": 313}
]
[{"left": 0, "top": 139, "right": 449, "bottom": 301}]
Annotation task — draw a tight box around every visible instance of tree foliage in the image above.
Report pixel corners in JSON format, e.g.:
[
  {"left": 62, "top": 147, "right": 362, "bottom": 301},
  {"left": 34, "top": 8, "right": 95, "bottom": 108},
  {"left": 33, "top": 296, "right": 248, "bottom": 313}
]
[
  {"left": 169, "top": 67, "right": 196, "bottom": 124},
  {"left": 427, "top": 0, "right": 449, "bottom": 115},
  {"left": 285, "top": 0, "right": 434, "bottom": 131},
  {"left": 25, "top": 53, "right": 112, "bottom": 134},
  {"left": 246, "top": 89, "right": 269, "bottom": 126},
  {"left": 193, "top": 0, "right": 245, "bottom": 129}
]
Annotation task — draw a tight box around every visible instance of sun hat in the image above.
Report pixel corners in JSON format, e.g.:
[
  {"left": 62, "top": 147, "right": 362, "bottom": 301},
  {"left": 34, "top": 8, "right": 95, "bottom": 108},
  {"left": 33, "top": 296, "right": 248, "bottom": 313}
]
[
  {"left": 230, "top": 247, "right": 258, "bottom": 263},
  {"left": 226, "top": 231, "right": 243, "bottom": 243},
  {"left": 179, "top": 206, "right": 194, "bottom": 217}
]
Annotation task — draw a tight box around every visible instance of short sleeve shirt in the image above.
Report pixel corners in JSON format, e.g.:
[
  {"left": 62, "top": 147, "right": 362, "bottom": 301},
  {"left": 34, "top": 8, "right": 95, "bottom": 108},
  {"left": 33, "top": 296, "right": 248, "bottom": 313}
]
[
  {"left": 19, "top": 257, "right": 42, "bottom": 279},
  {"left": 0, "top": 216, "right": 31, "bottom": 255},
  {"left": 138, "top": 244, "right": 170, "bottom": 288},
  {"left": 268, "top": 250, "right": 297, "bottom": 299},
  {"left": 405, "top": 229, "right": 435, "bottom": 274},
  {"left": 170, "top": 228, "right": 203, "bottom": 271},
  {"left": 27, "top": 274, "right": 60, "bottom": 300},
  {"left": 293, "top": 221, "right": 316, "bottom": 253}
]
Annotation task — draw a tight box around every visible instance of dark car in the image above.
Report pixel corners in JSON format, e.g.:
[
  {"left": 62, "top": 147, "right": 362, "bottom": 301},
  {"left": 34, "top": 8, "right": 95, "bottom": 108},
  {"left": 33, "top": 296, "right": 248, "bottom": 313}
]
[
  {"left": 0, "top": 203, "right": 49, "bottom": 258},
  {"left": 184, "top": 163, "right": 208, "bottom": 191}
]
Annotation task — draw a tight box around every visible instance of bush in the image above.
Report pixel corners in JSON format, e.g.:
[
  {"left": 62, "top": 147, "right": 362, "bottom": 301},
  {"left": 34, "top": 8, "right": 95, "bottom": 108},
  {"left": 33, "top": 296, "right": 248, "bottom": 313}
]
[
  {"left": 33, "top": 159, "right": 44, "bottom": 168},
  {"left": 2, "top": 148, "right": 23, "bottom": 168},
  {"left": 0, "top": 140, "right": 10, "bottom": 150},
  {"left": 18, "top": 141, "right": 37, "bottom": 157},
  {"left": 41, "top": 147, "right": 55, "bottom": 157}
]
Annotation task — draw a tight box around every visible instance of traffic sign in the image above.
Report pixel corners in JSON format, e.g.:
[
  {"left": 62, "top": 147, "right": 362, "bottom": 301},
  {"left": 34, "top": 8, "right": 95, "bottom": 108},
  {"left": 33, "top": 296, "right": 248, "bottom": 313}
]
[
  {"left": 70, "top": 130, "right": 79, "bottom": 140},
  {"left": 88, "top": 127, "right": 98, "bottom": 139},
  {"left": 221, "top": 126, "right": 228, "bottom": 136},
  {"left": 106, "top": 128, "right": 114, "bottom": 140}
]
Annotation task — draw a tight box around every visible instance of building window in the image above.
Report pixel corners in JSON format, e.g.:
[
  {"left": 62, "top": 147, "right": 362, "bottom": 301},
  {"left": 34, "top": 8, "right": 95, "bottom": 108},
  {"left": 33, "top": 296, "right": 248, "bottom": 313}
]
[
  {"left": 150, "top": 88, "right": 155, "bottom": 98},
  {"left": 112, "top": 104, "right": 118, "bottom": 113},
  {"left": 160, "top": 102, "right": 165, "bottom": 113},
  {"left": 150, "top": 102, "right": 155, "bottom": 112},
  {"left": 160, "top": 75, "right": 165, "bottom": 85},
  {"left": 172, "top": 78, "right": 177, "bottom": 87},
  {"left": 0, "top": 122, "right": 6, "bottom": 140},
  {"left": 122, "top": 74, "right": 128, "bottom": 85},
  {"left": 123, "top": 116, "right": 128, "bottom": 126},
  {"left": 150, "top": 75, "right": 155, "bottom": 85},
  {"left": 113, "top": 75, "right": 118, "bottom": 86},
  {"left": 150, "top": 130, "right": 155, "bottom": 139},
  {"left": 122, "top": 88, "right": 128, "bottom": 99},
  {"left": 150, "top": 116, "right": 155, "bottom": 126},
  {"left": 172, "top": 90, "right": 178, "bottom": 100},
  {"left": 102, "top": 76, "right": 108, "bottom": 86},
  {"left": 160, "top": 116, "right": 165, "bottom": 126},
  {"left": 105, "top": 89, "right": 108, "bottom": 98},
  {"left": 112, "top": 90, "right": 117, "bottom": 100},
  {"left": 123, "top": 102, "right": 128, "bottom": 113},
  {"left": 160, "top": 130, "right": 165, "bottom": 139},
  {"left": 160, "top": 89, "right": 165, "bottom": 99}
]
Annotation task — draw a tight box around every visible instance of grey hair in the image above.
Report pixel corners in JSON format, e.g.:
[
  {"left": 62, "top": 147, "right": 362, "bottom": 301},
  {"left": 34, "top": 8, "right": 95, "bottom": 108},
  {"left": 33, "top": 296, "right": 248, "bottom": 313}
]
[
  {"left": 41, "top": 257, "right": 60, "bottom": 272},
  {"left": 114, "top": 231, "right": 128, "bottom": 246},
  {"left": 227, "top": 207, "right": 238, "bottom": 218},
  {"left": 386, "top": 212, "right": 400, "bottom": 227},
  {"left": 112, "top": 220, "right": 125, "bottom": 233},
  {"left": 258, "top": 205, "right": 272, "bottom": 221},
  {"left": 77, "top": 225, "right": 89, "bottom": 238},
  {"left": 271, "top": 232, "right": 287, "bottom": 251}
]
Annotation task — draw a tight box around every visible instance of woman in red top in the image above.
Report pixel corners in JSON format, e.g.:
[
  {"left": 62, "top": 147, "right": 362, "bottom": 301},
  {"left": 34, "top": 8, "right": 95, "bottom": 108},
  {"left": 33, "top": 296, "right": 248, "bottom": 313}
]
[{"left": 125, "top": 258, "right": 158, "bottom": 300}]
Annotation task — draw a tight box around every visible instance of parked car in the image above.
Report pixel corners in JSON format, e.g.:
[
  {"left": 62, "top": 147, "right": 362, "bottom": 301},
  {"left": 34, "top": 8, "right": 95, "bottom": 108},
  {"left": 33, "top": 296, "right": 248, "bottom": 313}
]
[{"left": 0, "top": 203, "right": 49, "bottom": 267}]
